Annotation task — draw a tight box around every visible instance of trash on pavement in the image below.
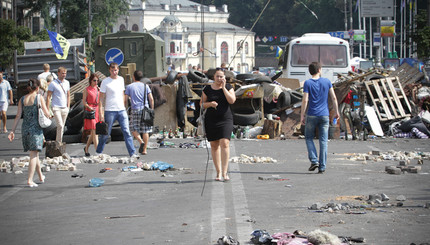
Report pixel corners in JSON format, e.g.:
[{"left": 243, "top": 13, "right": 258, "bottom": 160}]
[
  {"left": 88, "top": 178, "right": 104, "bottom": 187},
  {"left": 230, "top": 154, "right": 277, "bottom": 164},
  {"left": 217, "top": 235, "right": 240, "bottom": 245},
  {"left": 151, "top": 161, "right": 173, "bottom": 171}
]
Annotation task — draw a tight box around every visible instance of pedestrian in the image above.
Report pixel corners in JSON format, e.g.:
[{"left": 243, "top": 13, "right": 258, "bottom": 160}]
[
  {"left": 96, "top": 63, "right": 137, "bottom": 157},
  {"left": 83, "top": 73, "right": 100, "bottom": 156},
  {"left": 37, "top": 63, "right": 58, "bottom": 81},
  {"left": 125, "top": 71, "right": 154, "bottom": 155},
  {"left": 8, "top": 79, "right": 50, "bottom": 187},
  {"left": 300, "top": 62, "right": 339, "bottom": 174},
  {"left": 47, "top": 67, "right": 70, "bottom": 143},
  {"left": 0, "top": 70, "right": 13, "bottom": 133},
  {"left": 201, "top": 68, "right": 236, "bottom": 181}
]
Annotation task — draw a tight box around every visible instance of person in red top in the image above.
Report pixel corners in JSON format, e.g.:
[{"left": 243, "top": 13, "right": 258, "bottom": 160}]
[{"left": 82, "top": 74, "right": 100, "bottom": 156}]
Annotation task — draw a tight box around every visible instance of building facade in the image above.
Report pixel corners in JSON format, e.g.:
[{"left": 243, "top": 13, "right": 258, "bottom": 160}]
[{"left": 113, "top": 0, "right": 254, "bottom": 73}]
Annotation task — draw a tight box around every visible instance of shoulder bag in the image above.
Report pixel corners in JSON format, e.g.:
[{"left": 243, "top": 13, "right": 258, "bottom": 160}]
[
  {"left": 141, "top": 83, "right": 154, "bottom": 126},
  {"left": 37, "top": 95, "right": 52, "bottom": 128}
]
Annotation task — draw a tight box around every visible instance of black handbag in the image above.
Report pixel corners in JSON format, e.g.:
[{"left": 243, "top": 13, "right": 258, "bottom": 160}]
[
  {"left": 141, "top": 83, "right": 154, "bottom": 126},
  {"left": 84, "top": 110, "right": 95, "bottom": 119},
  {"left": 96, "top": 121, "right": 108, "bottom": 135}
]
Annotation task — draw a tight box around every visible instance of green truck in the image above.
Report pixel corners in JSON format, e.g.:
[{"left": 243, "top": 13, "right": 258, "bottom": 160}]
[{"left": 94, "top": 31, "right": 166, "bottom": 78}]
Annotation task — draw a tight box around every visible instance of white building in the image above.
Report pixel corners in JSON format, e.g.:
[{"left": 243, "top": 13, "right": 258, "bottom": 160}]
[{"left": 113, "top": 0, "right": 254, "bottom": 73}]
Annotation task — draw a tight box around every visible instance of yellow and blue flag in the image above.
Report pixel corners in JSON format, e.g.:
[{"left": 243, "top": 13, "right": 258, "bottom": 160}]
[
  {"left": 275, "top": 46, "right": 283, "bottom": 59},
  {"left": 46, "top": 29, "right": 70, "bottom": 60}
]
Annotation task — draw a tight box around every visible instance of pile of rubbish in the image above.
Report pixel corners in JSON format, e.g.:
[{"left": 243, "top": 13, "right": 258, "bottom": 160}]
[
  {"left": 0, "top": 153, "right": 80, "bottom": 174},
  {"left": 346, "top": 150, "right": 430, "bottom": 163},
  {"left": 230, "top": 154, "right": 278, "bottom": 164}
]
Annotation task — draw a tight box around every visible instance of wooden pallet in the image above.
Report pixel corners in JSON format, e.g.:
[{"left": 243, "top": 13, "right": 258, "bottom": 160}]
[
  {"left": 364, "top": 76, "right": 412, "bottom": 121},
  {"left": 390, "top": 63, "right": 424, "bottom": 87}
]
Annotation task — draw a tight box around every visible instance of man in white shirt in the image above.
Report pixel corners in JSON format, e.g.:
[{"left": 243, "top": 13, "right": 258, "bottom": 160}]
[
  {"left": 0, "top": 71, "right": 13, "bottom": 133},
  {"left": 47, "top": 67, "right": 70, "bottom": 143},
  {"left": 96, "top": 63, "right": 137, "bottom": 157},
  {"left": 37, "top": 63, "right": 58, "bottom": 81}
]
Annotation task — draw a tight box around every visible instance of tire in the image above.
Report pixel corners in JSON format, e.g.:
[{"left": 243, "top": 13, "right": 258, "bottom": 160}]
[
  {"left": 66, "top": 110, "right": 84, "bottom": 130},
  {"left": 254, "top": 75, "right": 272, "bottom": 84},
  {"left": 290, "top": 91, "right": 303, "bottom": 104},
  {"left": 224, "top": 70, "right": 235, "bottom": 80},
  {"left": 68, "top": 100, "right": 84, "bottom": 118},
  {"left": 236, "top": 73, "right": 258, "bottom": 81},
  {"left": 111, "top": 126, "right": 123, "bottom": 137},
  {"left": 165, "top": 70, "right": 178, "bottom": 84},
  {"left": 43, "top": 118, "right": 57, "bottom": 141},
  {"left": 187, "top": 69, "right": 209, "bottom": 83},
  {"left": 366, "top": 74, "right": 384, "bottom": 81},
  {"left": 64, "top": 126, "right": 81, "bottom": 135},
  {"left": 233, "top": 111, "right": 262, "bottom": 126},
  {"left": 63, "top": 133, "right": 82, "bottom": 144},
  {"left": 276, "top": 92, "right": 291, "bottom": 109}
]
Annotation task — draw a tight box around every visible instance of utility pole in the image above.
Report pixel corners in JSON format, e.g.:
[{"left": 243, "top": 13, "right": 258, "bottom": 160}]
[
  {"left": 88, "top": 0, "right": 92, "bottom": 51},
  {"left": 344, "top": 0, "right": 347, "bottom": 31},
  {"left": 56, "top": 0, "right": 61, "bottom": 33},
  {"left": 349, "top": 0, "right": 353, "bottom": 57}
]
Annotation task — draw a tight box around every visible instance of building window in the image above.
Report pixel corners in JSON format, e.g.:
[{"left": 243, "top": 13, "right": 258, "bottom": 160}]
[
  {"left": 197, "top": 42, "right": 201, "bottom": 53},
  {"left": 120, "top": 24, "right": 126, "bottom": 31},
  {"left": 237, "top": 42, "right": 241, "bottom": 52},
  {"left": 170, "top": 42, "right": 175, "bottom": 53},
  {"left": 245, "top": 42, "right": 249, "bottom": 55},
  {"left": 187, "top": 42, "right": 192, "bottom": 54},
  {"left": 132, "top": 24, "right": 138, "bottom": 31},
  {"left": 221, "top": 41, "right": 228, "bottom": 64},
  {"left": 130, "top": 42, "right": 137, "bottom": 56}
]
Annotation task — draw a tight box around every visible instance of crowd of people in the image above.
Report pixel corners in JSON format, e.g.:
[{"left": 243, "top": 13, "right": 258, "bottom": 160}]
[{"left": 4, "top": 61, "right": 338, "bottom": 187}]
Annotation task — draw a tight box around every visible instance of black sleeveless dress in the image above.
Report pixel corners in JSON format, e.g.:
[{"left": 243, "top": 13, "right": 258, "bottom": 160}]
[{"left": 203, "top": 84, "right": 233, "bottom": 141}]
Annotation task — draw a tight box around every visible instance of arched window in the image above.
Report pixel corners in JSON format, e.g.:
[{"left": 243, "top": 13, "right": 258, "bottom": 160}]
[
  {"left": 237, "top": 42, "right": 241, "bottom": 52},
  {"left": 187, "top": 42, "right": 192, "bottom": 54},
  {"left": 170, "top": 42, "right": 175, "bottom": 53},
  {"left": 132, "top": 24, "right": 138, "bottom": 31},
  {"left": 120, "top": 24, "right": 126, "bottom": 31},
  {"left": 245, "top": 42, "right": 249, "bottom": 55},
  {"left": 221, "top": 42, "right": 228, "bottom": 64}
]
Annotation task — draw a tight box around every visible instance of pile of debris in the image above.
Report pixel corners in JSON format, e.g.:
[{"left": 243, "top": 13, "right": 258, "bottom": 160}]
[
  {"left": 347, "top": 150, "right": 430, "bottom": 163},
  {"left": 0, "top": 153, "right": 80, "bottom": 174},
  {"left": 230, "top": 154, "right": 278, "bottom": 164}
]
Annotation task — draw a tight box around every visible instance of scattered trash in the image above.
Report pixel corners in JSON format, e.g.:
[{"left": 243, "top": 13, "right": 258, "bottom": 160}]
[
  {"left": 88, "top": 178, "right": 105, "bottom": 187},
  {"left": 258, "top": 175, "right": 288, "bottom": 181},
  {"left": 99, "top": 167, "right": 112, "bottom": 173},
  {"left": 151, "top": 161, "right": 173, "bottom": 171},
  {"left": 71, "top": 174, "right": 84, "bottom": 178},
  {"left": 230, "top": 154, "right": 277, "bottom": 164},
  {"left": 250, "top": 229, "right": 272, "bottom": 244},
  {"left": 217, "top": 235, "right": 240, "bottom": 245}
]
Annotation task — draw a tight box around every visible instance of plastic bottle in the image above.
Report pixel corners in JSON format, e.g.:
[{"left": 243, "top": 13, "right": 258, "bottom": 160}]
[
  {"left": 89, "top": 178, "right": 105, "bottom": 187},
  {"left": 333, "top": 118, "right": 337, "bottom": 125},
  {"left": 244, "top": 126, "right": 250, "bottom": 139}
]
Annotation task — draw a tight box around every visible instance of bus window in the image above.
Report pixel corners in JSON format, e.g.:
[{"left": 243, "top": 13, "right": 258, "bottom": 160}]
[
  {"left": 291, "top": 44, "right": 347, "bottom": 67},
  {"left": 320, "top": 45, "right": 347, "bottom": 67},
  {"left": 291, "top": 45, "right": 319, "bottom": 66}
]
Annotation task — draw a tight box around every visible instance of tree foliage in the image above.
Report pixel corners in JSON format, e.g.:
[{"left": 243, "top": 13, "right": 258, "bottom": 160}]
[
  {"left": 0, "top": 19, "right": 32, "bottom": 69},
  {"left": 411, "top": 9, "right": 430, "bottom": 60}
]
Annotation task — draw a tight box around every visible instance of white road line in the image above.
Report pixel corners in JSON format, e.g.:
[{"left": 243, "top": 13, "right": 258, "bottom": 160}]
[
  {"left": 0, "top": 187, "right": 21, "bottom": 203},
  {"left": 229, "top": 141, "right": 253, "bottom": 243},
  {"left": 211, "top": 168, "right": 226, "bottom": 243}
]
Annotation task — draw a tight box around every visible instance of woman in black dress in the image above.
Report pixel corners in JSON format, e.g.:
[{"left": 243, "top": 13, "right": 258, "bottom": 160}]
[{"left": 202, "top": 68, "right": 236, "bottom": 181}]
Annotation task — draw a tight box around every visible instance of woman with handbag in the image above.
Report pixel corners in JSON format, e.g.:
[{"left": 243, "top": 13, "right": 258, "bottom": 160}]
[
  {"left": 8, "top": 79, "right": 51, "bottom": 187},
  {"left": 82, "top": 73, "right": 100, "bottom": 156}
]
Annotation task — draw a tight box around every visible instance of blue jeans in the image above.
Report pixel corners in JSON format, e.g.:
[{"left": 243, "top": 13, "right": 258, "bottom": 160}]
[
  {"left": 96, "top": 110, "right": 136, "bottom": 156},
  {"left": 305, "top": 115, "right": 329, "bottom": 171}
]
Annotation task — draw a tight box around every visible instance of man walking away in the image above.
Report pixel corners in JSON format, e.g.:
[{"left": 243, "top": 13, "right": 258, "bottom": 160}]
[
  {"left": 47, "top": 67, "right": 70, "bottom": 143},
  {"left": 125, "top": 71, "right": 154, "bottom": 155},
  {"left": 300, "top": 62, "right": 339, "bottom": 174},
  {"left": 0, "top": 71, "right": 13, "bottom": 133},
  {"left": 37, "top": 63, "right": 58, "bottom": 81},
  {"left": 96, "top": 63, "right": 137, "bottom": 157}
]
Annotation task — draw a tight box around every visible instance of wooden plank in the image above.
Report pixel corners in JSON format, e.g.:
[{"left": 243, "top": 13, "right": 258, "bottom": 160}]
[
  {"left": 380, "top": 78, "right": 399, "bottom": 118},
  {"left": 364, "top": 81, "right": 383, "bottom": 121},
  {"left": 372, "top": 79, "right": 393, "bottom": 120},
  {"left": 394, "top": 76, "right": 412, "bottom": 115},
  {"left": 386, "top": 77, "right": 406, "bottom": 117}
]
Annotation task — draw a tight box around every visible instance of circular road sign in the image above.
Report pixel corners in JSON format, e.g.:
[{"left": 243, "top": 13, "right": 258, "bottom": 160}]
[{"left": 105, "top": 48, "right": 124, "bottom": 66}]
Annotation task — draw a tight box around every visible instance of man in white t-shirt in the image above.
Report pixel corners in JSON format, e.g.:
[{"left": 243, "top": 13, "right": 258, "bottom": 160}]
[
  {"left": 0, "top": 71, "right": 13, "bottom": 133},
  {"left": 96, "top": 63, "right": 137, "bottom": 157},
  {"left": 47, "top": 67, "right": 70, "bottom": 143},
  {"left": 37, "top": 63, "right": 58, "bottom": 81}
]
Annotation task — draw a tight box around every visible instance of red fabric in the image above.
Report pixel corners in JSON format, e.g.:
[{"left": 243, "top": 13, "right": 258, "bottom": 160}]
[
  {"left": 342, "top": 89, "right": 353, "bottom": 104},
  {"left": 83, "top": 86, "right": 99, "bottom": 130}
]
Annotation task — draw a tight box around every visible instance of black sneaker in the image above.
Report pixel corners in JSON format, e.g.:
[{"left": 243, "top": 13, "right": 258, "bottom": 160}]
[
  {"left": 308, "top": 164, "right": 319, "bottom": 171},
  {"left": 139, "top": 143, "right": 145, "bottom": 154},
  {"left": 318, "top": 170, "right": 325, "bottom": 174}
]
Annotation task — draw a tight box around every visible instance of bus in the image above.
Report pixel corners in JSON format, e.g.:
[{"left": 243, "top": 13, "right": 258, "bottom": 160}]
[{"left": 279, "top": 33, "right": 351, "bottom": 84}]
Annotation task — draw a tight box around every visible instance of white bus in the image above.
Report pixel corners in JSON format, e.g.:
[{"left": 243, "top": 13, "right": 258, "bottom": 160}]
[{"left": 279, "top": 33, "right": 352, "bottom": 84}]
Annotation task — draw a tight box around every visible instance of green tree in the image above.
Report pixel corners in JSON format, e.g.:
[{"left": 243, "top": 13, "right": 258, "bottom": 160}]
[
  {"left": 0, "top": 19, "right": 32, "bottom": 69},
  {"left": 411, "top": 9, "right": 430, "bottom": 60}
]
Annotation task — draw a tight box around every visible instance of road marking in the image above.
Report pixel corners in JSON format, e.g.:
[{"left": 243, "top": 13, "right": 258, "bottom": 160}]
[
  {"left": 229, "top": 141, "right": 253, "bottom": 243},
  {"left": 211, "top": 168, "right": 226, "bottom": 243},
  {"left": 0, "top": 187, "right": 21, "bottom": 203}
]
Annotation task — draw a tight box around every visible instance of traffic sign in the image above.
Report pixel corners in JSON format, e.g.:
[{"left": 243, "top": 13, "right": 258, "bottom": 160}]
[{"left": 105, "top": 48, "right": 124, "bottom": 66}]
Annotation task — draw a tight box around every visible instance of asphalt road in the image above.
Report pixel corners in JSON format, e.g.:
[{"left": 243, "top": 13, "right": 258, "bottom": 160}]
[{"left": 0, "top": 105, "right": 429, "bottom": 245}]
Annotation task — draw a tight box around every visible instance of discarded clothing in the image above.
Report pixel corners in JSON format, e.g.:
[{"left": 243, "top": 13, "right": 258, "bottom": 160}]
[
  {"left": 151, "top": 161, "right": 173, "bottom": 171},
  {"left": 271, "top": 232, "right": 309, "bottom": 245}
]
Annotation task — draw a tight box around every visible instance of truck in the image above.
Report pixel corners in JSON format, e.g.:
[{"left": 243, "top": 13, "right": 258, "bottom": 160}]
[
  {"left": 94, "top": 31, "right": 166, "bottom": 78},
  {"left": 14, "top": 38, "right": 87, "bottom": 99},
  {"left": 279, "top": 33, "right": 352, "bottom": 84}
]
